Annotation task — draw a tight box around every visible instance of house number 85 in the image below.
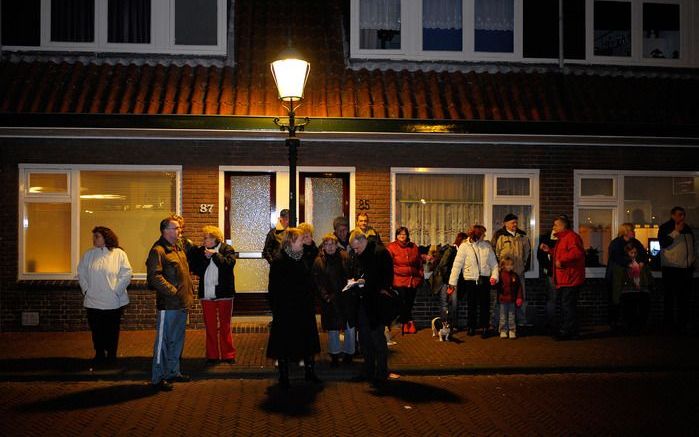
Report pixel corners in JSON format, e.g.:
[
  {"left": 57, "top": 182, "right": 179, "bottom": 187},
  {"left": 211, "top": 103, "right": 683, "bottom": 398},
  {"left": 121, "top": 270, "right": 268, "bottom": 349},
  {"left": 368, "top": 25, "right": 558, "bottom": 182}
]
[{"left": 199, "top": 204, "right": 214, "bottom": 213}]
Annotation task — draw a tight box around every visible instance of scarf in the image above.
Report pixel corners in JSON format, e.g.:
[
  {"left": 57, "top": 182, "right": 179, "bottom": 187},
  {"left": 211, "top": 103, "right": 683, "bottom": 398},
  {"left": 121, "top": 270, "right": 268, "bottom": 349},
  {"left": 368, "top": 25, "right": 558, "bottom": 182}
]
[
  {"left": 285, "top": 245, "right": 303, "bottom": 261},
  {"left": 203, "top": 243, "right": 220, "bottom": 299}
]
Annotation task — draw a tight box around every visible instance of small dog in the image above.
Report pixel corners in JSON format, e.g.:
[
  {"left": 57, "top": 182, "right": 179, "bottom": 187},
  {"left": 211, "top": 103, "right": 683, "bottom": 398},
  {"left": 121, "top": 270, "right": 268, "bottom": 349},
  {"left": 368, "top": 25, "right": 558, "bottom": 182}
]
[{"left": 431, "top": 317, "right": 450, "bottom": 342}]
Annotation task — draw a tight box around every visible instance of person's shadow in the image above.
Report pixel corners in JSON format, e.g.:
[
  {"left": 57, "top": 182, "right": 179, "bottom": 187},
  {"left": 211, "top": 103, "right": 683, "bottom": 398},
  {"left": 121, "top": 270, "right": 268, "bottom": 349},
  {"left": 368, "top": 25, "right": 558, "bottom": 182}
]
[
  {"left": 260, "top": 383, "right": 325, "bottom": 417},
  {"left": 17, "top": 383, "right": 156, "bottom": 412},
  {"left": 369, "top": 379, "right": 462, "bottom": 404}
]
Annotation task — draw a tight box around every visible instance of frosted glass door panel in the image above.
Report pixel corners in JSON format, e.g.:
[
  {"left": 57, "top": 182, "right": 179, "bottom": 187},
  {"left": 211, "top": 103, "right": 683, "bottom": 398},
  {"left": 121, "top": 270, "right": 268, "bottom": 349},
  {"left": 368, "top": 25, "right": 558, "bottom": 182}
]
[
  {"left": 305, "top": 177, "right": 344, "bottom": 240},
  {"left": 229, "top": 174, "right": 272, "bottom": 292}
]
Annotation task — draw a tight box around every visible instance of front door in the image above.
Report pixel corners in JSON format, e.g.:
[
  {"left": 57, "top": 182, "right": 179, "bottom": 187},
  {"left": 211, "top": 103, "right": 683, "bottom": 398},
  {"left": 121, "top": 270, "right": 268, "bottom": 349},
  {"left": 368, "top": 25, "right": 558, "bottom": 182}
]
[{"left": 299, "top": 172, "right": 350, "bottom": 239}]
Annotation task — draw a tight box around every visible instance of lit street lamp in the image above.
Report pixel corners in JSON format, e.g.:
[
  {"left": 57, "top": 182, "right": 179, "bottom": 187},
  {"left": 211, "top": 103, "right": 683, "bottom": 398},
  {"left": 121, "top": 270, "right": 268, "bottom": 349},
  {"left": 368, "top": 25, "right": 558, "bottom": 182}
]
[{"left": 271, "top": 48, "right": 310, "bottom": 227}]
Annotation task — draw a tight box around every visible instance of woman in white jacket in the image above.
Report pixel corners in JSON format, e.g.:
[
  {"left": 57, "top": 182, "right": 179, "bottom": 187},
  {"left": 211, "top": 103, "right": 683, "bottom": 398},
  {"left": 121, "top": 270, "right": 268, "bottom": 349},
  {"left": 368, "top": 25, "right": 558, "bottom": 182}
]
[
  {"left": 447, "top": 225, "right": 499, "bottom": 338},
  {"left": 78, "top": 226, "right": 132, "bottom": 364}
]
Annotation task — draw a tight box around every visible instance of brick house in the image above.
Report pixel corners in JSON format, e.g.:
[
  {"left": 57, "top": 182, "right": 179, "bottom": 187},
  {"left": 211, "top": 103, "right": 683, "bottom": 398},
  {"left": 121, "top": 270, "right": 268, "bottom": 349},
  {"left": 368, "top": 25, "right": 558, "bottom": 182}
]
[{"left": 1, "top": 0, "right": 697, "bottom": 331}]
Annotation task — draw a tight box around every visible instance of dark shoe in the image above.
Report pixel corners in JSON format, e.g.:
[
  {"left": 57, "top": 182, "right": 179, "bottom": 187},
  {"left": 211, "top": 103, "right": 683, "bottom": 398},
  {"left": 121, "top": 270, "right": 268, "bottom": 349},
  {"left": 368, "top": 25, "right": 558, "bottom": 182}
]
[
  {"left": 278, "top": 359, "right": 290, "bottom": 389},
  {"left": 330, "top": 354, "right": 340, "bottom": 368},
  {"left": 205, "top": 359, "right": 217, "bottom": 366},
  {"left": 350, "top": 373, "right": 369, "bottom": 383},
  {"left": 480, "top": 329, "right": 490, "bottom": 339},
  {"left": 166, "top": 374, "right": 191, "bottom": 383},
  {"left": 224, "top": 358, "right": 236, "bottom": 365},
  {"left": 152, "top": 380, "right": 174, "bottom": 391},
  {"left": 342, "top": 354, "right": 353, "bottom": 365},
  {"left": 304, "top": 363, "right": 322, "bottom": 384},
  {"left": 467, "top": 328, "right": 476, "bottom": 336}
]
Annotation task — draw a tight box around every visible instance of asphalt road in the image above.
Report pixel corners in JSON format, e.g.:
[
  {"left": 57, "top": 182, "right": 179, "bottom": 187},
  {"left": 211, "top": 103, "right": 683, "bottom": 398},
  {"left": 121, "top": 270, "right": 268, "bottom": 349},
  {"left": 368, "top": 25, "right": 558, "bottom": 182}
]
[{"left": 2, "top": 371, "right": 696, "bottom": 436}]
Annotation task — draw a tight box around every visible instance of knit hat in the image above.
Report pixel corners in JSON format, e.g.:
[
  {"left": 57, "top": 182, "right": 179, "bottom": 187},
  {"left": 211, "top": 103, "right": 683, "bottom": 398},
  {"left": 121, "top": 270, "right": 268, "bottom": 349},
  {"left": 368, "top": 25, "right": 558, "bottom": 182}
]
[{"left": 503, "top": 213, "right": 518, "bottom": 223}]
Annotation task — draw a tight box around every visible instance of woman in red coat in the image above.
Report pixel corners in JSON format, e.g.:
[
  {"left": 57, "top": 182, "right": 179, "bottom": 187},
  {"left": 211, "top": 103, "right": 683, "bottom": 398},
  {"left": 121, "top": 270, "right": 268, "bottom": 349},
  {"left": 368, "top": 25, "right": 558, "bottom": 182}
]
[
  {"left": 539, "top": 215, "right": 585, "bottom": 340},
  {"left": 387, "top": 227, "right": 424, "bottom": 334}
]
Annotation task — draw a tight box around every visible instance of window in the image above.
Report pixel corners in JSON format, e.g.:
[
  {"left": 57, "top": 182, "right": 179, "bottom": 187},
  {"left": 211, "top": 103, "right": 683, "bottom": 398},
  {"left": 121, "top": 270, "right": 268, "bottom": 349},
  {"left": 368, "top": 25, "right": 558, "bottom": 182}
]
[
  {"left": 1, "top": 0, "right": 226, "bottom": 55},
  {"left": 108, "top": 0, "right": 151, "bottom": 44},
  {"left": 474, "top": 0, "right": 514, "bottom": 53},
  {"left": 594, "top": 0, "right": 632, "bottom": 57},
  {"left": 643, "top": 2, "right": 680, "bottom": 59},
  {"left": 19, "top": 165, "right": 180, "bottom": 279},
  {"left": 393, "top": 168, "right": 539, "bottom": 276},
  {"left": 523, "top": 0, "right": 585, "bottom": 59},
  {"left": 575, "top": 170, "right": 699, "bottom": 276},
  {"left": 423, "top": 0, "right": 462, "bottom": 51},
  {"left": 359, "top": 0, "right": 401, "bottom": 50},
  {"left": 1, "top": 0, "right": 41, "bottom": 46}
]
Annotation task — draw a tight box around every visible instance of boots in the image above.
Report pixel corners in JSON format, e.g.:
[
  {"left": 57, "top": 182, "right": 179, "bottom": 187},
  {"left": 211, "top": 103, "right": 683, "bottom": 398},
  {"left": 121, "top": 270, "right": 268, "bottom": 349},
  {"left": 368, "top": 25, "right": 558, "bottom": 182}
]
[
  {"left": 408, "top": 321, "right": 417, "bottom": 334},
  {"left": 304, "top": 357, "right": 322, "bottom": 384},
  {"left": 278, "top": 358, "right": 290, "bottom": 389}
]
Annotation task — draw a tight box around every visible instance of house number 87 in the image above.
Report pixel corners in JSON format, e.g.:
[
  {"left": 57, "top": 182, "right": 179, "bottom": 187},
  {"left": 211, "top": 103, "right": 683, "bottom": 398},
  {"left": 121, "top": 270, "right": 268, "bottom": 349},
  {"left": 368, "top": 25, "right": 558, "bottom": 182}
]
[{"left": 199, "top": 204, "right": 214, "bottom": 213}]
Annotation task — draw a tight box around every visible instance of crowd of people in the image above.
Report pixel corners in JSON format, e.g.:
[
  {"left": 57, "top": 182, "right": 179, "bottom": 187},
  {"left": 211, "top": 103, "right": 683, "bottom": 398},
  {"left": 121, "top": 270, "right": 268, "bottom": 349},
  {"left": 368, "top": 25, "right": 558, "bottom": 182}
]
[{"left": 76, "top": 207, "right": 695, "bottom": 391}]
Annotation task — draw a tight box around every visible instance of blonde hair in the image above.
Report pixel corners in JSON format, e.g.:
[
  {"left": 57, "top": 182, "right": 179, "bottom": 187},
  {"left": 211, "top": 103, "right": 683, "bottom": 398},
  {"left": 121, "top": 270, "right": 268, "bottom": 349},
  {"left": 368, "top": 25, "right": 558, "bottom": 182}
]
[
  {"left": 349, "top": 229, "right": 367, "bottom": 243},
  {"left": 202, "top": 225, "right": 224, "bottom": 243},
  {"left": 297, "top": 222, "right": 314, "bottom": 238},
  {"left": 617, "top": 223, "right": 635, "bottom": 238},
  {"left": 281, "top": 228, "right": 304, "bottom": 249},
  {"left": 499, "top": 256, "right": 515, "bottom": 269},
  {"left": 169, "top": 214, "right": 185, "bottom": 226},
  {"left": 321, "top": 233, "right": 338, "bottom": 245}
]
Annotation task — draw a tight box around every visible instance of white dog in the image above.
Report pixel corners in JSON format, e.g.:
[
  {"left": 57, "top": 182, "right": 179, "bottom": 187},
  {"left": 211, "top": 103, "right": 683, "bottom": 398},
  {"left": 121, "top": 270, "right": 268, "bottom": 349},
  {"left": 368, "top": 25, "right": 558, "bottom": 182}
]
[{"left": 431, "top": 317, "right": 450, "bottom": 342}]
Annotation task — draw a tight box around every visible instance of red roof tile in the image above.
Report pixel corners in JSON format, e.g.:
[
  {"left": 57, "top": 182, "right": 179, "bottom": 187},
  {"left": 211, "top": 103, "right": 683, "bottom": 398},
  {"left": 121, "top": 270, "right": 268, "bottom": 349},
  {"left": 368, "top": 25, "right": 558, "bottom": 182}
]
[{"left": 1, "top": 0, "right": 698, "bottom": 127}]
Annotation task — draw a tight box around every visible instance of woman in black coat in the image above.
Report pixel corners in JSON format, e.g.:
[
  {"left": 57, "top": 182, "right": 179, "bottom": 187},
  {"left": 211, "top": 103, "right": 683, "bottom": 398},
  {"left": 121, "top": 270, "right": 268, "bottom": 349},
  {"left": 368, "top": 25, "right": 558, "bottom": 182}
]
[
  {"left": 188, "top": 226, "right": 237, "bottom": 364},
  {"left": 312, "top": 233, "right": 354, "bottom": 367},
  {"left": 266, "top": 228, "right": 321, "bottom": 388}
]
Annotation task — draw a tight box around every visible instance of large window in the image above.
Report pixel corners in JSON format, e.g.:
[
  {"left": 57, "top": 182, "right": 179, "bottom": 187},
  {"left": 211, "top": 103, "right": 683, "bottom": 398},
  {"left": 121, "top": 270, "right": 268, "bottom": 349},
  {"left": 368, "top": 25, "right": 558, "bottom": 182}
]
[
  {"left": 19, "top": 165, "right": 180, "bottom": 279},
  {"left": 1, "top": 0, "right": 226, "bottom": 55},
  {"left": 392, "top": 168, "right": 539, "bottom": 276},
  {"left": 575, "top": 170, "right": 699, "bottom": 275},
  {"left": 350, "top": 0, "right": 695, "bottom": 67}
]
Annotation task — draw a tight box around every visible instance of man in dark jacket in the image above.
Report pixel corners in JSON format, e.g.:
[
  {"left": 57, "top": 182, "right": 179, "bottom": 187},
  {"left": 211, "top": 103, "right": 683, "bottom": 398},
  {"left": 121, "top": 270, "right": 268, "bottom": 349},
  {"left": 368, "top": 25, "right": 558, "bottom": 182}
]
[
  {"left": 146, "top": 217, "right": 195, "bottom": 391},
  {"left": 262, "top": 209, "right": 289, "bottom": 264},
  {"left": 658, "top": 206, "right": 696, "bottom": 332},
  {"left": 349, "top": 230, "right": 394, "bottom": 387}
]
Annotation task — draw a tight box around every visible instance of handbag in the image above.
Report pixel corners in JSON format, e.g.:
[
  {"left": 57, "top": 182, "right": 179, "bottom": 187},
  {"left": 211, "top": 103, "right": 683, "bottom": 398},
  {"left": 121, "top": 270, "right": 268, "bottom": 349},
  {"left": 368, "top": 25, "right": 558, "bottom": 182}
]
[{"left": 378, "top": 288, "right": 401, "bottom": 325}]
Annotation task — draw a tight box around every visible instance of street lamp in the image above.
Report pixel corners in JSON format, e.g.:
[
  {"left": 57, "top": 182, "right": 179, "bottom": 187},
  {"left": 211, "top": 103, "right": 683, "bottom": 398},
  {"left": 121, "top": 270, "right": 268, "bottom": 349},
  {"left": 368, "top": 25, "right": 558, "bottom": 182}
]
[{"left": 271, "top": 47, "right": 310, "bottom": 228}]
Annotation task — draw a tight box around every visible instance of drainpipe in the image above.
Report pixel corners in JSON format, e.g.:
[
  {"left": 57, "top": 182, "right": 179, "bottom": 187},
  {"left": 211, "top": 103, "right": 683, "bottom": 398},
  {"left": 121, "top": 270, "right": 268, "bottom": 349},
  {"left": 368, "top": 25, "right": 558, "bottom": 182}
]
[{"left": 558, "top": 0, "right": 564, "bottom": 69}]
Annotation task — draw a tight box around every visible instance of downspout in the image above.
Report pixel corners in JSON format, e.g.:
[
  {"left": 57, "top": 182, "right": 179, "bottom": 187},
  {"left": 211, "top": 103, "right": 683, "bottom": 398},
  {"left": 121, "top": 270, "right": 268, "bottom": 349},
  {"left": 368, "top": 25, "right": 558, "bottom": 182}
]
[{"left": 558, "top": 0, "right": 564, "bottom": 69}]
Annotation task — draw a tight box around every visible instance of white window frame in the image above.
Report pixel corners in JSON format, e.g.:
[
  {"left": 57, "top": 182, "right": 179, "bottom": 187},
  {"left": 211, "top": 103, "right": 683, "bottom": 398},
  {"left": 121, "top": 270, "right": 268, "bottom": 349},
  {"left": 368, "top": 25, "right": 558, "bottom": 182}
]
[
  {"left": 391, "top": 167, "right": 539, "bottom": 278},
  {"left": 575, "top": 169, "right": 699, "bottom": 278},
  {"left": 349, "top": 0, "right": 697, "bottom": 68},
  {"left": 18, "top": 164, "right": 182, "bottom": 281},
  {"left": 3, "top": 0, "right": 227, "bottom": 55}
]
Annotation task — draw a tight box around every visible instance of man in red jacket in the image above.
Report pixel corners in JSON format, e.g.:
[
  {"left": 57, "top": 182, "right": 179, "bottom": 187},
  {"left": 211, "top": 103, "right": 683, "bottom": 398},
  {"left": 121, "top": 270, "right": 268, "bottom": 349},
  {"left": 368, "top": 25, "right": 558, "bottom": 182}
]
[{"left": 539, "top": 215, "right": 585, "bottom": 340}]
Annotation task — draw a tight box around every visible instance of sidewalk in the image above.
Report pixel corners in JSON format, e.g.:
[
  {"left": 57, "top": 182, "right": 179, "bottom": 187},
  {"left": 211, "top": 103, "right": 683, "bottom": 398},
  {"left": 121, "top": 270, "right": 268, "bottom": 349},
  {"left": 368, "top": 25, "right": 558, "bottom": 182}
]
[{"left": 1, "top": 323, "right": 698, "bottom": 382}]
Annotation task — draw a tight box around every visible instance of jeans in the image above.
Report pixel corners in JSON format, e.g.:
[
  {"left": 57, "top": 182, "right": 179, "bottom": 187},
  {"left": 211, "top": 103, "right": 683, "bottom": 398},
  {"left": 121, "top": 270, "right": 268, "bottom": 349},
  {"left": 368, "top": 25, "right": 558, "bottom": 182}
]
[
  {"left": 439, "top": 284, "right": 459, "bottom": 328},
  {"left": 498, "top": 302, "right": 516, "bottom": 334},
  {"left": 152, "top": 309, "right": 187, "bottom": 384},
  {"left": 559, "top": 286, "right": 579, "bottom": 336},
  {"left": 662, "top": 266, "right": 693, "bottom": 330},
  {"left": 328, "top": 323, "right": 356, "bottom": 355},
  {"left": 357, "top": 305, "right": 388, "bottom": 380}
]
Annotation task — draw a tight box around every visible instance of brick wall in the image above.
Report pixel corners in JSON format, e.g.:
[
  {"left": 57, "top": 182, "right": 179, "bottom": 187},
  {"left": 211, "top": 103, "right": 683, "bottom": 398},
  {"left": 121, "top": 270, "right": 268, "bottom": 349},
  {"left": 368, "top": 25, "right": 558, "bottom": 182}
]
[{"left": 1, "top": 137, "right": 697, "bottom": 331}]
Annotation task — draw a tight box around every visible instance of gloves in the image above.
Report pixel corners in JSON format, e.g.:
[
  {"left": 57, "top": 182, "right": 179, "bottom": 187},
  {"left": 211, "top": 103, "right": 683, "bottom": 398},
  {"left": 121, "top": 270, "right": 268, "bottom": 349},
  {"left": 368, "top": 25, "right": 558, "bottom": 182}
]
[
  {"left": 516, "top": 298, "right": 523, "bottom": 308},
  {"left": 489, "top": 277, "right": 497, "bottom": 286},
  {"left": 447, "top": 285, "right": 455, "bottom": 295}
]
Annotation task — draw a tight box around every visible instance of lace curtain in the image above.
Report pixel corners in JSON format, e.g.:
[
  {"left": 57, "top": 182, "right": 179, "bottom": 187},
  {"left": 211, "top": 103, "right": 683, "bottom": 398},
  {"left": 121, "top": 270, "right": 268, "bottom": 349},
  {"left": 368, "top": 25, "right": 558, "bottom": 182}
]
[
  {"left": 396, "top": 174, "right": 484, "bottom": 246},
  {"left": 475, "top": 0, "right": 514, "bottom": 31},
  {"left": 360, "top": 0, "right": 401, "bottom": 30},
  {"left": 423, "top": 0, "right": 462, "bottom": 30}
]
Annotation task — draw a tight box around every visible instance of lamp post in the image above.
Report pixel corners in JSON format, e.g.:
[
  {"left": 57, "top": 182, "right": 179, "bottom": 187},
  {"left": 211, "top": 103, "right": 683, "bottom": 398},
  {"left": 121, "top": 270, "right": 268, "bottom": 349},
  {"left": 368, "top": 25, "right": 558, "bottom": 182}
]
[{"left": 271, "top": 48, "right": 310, "bottom": 228}]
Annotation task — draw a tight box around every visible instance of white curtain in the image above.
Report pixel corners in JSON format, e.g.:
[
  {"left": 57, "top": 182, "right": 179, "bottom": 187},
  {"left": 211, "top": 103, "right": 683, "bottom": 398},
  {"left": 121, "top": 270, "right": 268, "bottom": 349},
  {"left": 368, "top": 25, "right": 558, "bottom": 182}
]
[
  {"left": 360, "top": 0, "right": 401, "bottom": 30},
  {"left": 396, "top": 174, "right": 484, "bottom": 246},
  {"left": 423, "top": 0, "right": 462, "bottom": 30},
  {"left": 475, "top": 0, "right": 514, "bottom": 31}
]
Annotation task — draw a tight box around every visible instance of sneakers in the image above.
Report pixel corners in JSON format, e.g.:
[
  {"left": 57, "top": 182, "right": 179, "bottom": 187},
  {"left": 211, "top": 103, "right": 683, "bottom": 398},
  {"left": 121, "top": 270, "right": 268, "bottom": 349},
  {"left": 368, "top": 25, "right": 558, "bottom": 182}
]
[
  {"left": 509, "top": 331, "right": 517, "bottom": 339},
  {"left": 500, "top": 331, "right": 508, "bottom": 339}
]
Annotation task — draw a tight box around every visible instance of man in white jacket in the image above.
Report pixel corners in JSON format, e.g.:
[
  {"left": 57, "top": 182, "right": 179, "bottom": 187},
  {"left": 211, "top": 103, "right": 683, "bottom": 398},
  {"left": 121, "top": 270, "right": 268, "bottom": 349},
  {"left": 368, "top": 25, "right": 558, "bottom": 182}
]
[{"left": 448, "top": 225, "right": 499, "bottom": 338}]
